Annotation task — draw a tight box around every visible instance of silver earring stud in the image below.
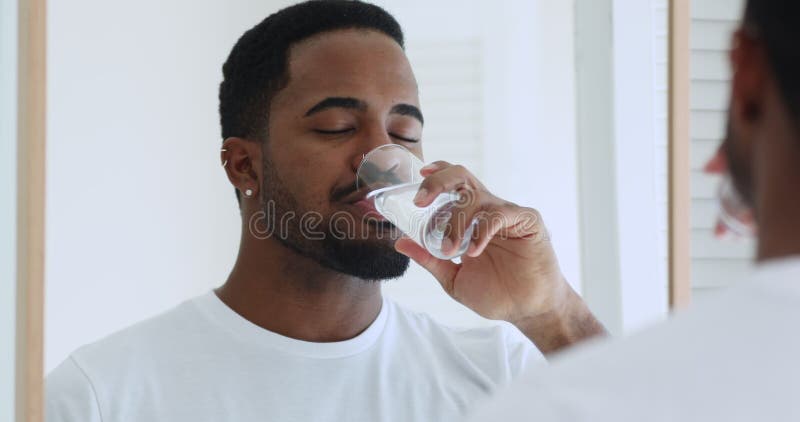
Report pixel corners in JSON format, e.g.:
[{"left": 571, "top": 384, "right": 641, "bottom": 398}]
[{"left": 245, "top": 189, "right": 253, "bottom": 197}]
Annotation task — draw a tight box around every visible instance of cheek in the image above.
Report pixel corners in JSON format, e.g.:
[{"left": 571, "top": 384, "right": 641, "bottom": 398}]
[
  {"left": 282, "top": 152, "right": 342, "bottom": 206},
  {"left": 266, "top": 127, "right": 354, "bottom": 208}
]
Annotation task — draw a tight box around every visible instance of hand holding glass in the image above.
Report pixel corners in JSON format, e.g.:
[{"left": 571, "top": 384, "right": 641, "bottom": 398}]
[{"left": 356, "top": 145, "right": 476, "bottom": 259}]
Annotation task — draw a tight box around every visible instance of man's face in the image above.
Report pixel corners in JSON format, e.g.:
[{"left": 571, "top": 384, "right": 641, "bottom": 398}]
[
  {"left": 260, "top": 29, "right": 424, "bottom": 280},
  {"left": 721, "top": 28, "right": 763, "bottom": 208}
]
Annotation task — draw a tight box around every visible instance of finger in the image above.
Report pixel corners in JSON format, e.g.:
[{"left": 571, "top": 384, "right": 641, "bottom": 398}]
[
  {"left": 414, "top": 164, "right": 474, "bottom": 207},
  {"left": 394, "top": 236, "right": 459, "bottom": 294},
  {"left": 465, "top": 205, "right": 542, "bottom": 257},
  {"left": 419, "top": 160, "right": 453, "bottom": 177},
  {"left": 503, "top": 206, "right": 544, "bottom": 240},
  {"left": 440, "top": 187, "right": 485, "bottom": 256},
  {"left": 465, "top": 208, "right": 508, "bottom": 257}
]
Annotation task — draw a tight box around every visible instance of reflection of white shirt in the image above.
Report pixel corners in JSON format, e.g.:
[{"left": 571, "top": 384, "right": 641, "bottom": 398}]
[
  {"left": 468, "top": 257, "right": 800, "bottom": 421},
  {"left": 46, "top": 292, "right": 541, "bottom": 422}
]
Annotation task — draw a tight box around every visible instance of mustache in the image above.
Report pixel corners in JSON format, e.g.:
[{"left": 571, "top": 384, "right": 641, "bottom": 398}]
[{"left": 330, "top": 181, "right": 359, "bottom": 202}]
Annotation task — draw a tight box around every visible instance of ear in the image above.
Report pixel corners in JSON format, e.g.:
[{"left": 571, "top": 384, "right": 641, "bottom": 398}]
[{"left": 221, "top": 137, "right": 262, "bottom": 199}]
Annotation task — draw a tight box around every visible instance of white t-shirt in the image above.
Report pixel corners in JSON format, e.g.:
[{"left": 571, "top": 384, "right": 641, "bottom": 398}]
[
  {"left": 468, "top": 257, "right": 800, "bottom": 421},
  {"left": 46, "top": 292, "right": 542, "bottom": 422}
]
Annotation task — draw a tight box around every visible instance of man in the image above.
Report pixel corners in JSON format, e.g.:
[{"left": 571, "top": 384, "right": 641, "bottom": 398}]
[
  {"left": 463, "top": 1, "right": 800, "bottom": 420},
  {"left": 46, "top": 1, "right": 604, "bottom": 421}
]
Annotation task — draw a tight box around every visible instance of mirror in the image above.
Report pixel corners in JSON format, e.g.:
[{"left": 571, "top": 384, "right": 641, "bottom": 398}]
[{"left": 43, "top": 0, "right": 676, "bottom": 420}]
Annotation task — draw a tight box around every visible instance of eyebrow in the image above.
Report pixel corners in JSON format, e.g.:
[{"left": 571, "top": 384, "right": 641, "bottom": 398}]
[
  {"left": 304, "top": 97, "right": 366, "bottom": 116},
  {"left": 304, "top": 96, "right": 425, "bottom": 125},
  {"left": 391, "top": 104, "right": 424, "bottom": 125}
]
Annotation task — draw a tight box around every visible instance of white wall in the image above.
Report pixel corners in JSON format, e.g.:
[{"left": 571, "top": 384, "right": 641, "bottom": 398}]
[
  {"left": 612, "top": 0, "right": 669, "bottom": 333},
  {"left": 46, "top": 0, "right": 246, "bottom": 372},
  {"left": 1, "top": 0, "right": 18, "bottom": 415},
  {"left": 574, "top": 0, "right": 669, "bottom": 334},
  {"left": 479, "top": 1, "right": 581, "bottom": 292}
]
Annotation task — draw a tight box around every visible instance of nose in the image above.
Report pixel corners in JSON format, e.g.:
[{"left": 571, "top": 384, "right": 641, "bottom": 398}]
[
  {"left": 350, "top": 125, "right": 394, "bottom": 172},
  {"left": 704, "top": 145, "right": 727, "bottom": 175}
]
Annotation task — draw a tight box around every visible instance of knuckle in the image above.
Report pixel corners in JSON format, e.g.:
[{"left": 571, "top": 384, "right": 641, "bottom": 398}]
[
  {"left": 451, "top": 164, "right": 468, "bottom": 175},
  {"left": 526, "top": 207, "right": 543, "bottom": 223}
]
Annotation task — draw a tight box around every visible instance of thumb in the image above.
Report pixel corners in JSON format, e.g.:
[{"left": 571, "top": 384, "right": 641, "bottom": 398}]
[{"left": 394, "top": 236, "right": 459, "bottom": 295}]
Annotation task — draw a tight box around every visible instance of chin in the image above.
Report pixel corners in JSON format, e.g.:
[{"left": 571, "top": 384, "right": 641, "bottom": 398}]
[{"left": 321, "top": 237, "right": 410, "bottom": 281}]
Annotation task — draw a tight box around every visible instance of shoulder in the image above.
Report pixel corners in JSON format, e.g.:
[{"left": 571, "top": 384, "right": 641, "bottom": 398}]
[
  {"left": 47, "top": 294, "right": 209, "bottom": 393},
  {"left": 386, "top": 300, "right": 544, "bottom": 381},
  {"left": 45, "top": 295, "right": 207, "bottom": 421},
  {"left": 74, "top": 295, "right": 205, "bottom": 364},
  {"left": 46, "top": 356, "right": 103, "bottom": 422}
]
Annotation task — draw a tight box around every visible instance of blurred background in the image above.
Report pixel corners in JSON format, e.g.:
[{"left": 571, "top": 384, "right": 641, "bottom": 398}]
[{"left": 0, "top": 0, "right": 749, "bottom": 376}]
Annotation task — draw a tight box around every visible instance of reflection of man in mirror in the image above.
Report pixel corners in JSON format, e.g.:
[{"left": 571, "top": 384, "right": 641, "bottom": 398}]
[
  {"left": 46, "top": 1, "right": 604, "bottom": 421},
  {"left": 469, "top": 1, "right": 800, "bottom": 421}
]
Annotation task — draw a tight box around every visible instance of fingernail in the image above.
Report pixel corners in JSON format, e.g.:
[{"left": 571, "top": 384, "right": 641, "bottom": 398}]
[{"left": 413, "top": 188, "right": 428, "bottom": 205}]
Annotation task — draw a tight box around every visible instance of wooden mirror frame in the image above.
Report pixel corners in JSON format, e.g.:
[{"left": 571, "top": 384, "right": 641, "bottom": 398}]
[
  {"left": 16, "top": 0, "right": 46, "bottom": 420},
  {"left": 668, "top": 0, "right": 691, "bottom": 309}
]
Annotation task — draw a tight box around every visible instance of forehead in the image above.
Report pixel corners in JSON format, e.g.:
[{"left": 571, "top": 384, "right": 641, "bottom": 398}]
[{"left": 273, "top": 29, "right": 419, "bottom": 110}]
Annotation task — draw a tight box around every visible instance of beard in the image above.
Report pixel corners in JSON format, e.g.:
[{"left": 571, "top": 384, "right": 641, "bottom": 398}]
[{"left": 256, "top": 154, "right": 410, "bottom": 281}]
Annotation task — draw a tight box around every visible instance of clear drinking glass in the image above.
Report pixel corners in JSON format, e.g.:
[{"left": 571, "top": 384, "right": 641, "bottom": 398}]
[{"left": 356, "top": 144, "right": 476, "bottom": 259}]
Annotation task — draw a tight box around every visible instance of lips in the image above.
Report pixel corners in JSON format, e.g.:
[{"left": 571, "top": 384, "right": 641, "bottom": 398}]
[
  {"left": 352, "top": 197, "right": 388, "bottom": 222},
  {"left": 334, "top": 185, "right": 392, "bottom": 224}
]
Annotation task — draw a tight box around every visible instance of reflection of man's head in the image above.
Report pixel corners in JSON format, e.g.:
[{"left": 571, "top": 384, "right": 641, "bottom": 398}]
[
  {"left": 724, "top": 1, "right": 800, "bottom": 210},
  {"left": 219, "top": 1, "right": 426, "bottom": 281}
]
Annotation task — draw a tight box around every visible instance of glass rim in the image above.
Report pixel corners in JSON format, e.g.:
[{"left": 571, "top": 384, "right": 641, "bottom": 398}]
[
  {"left": 359, "top": 144, "right": 414, "bottom": 166},
  {"left": 356, "top": 144, "right": 424, "bottom": 191}
]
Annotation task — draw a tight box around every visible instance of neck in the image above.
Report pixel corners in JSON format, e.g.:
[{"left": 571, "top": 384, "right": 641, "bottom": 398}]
[{"left": 216, "top": 224, "right": 382, "bottom": 343}]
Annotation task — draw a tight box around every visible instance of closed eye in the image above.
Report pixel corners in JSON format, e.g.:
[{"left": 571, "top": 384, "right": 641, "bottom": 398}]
[
  {"left": 390, "top": 133, "right": 420, "bottom": 143},
  {"left": 313, "top": 128, "right": 354, "bottom": 135},
  {"left": 314, "top": 128, "right": 418, "bottom": 143}
]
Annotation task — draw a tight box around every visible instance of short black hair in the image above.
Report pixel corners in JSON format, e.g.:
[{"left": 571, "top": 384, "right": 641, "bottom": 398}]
[
  {"left": 744, "top": 0, "right": 800, "bottom": 125},
  {"left": 219, "top": 0, "right": 404, "bottom": 143},
  {"left": 219, "top": 0, "right": 404, "bottom": 203}
]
